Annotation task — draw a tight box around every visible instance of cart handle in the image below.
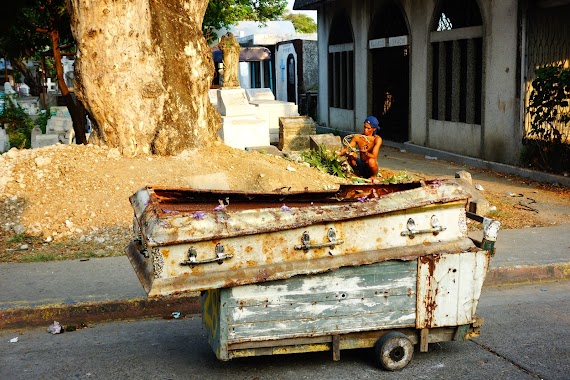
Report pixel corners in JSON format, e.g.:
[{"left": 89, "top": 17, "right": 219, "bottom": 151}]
[
  {"left": 295, "top": 229, "right": 344, "bottom": 251},
  {"left": 180, "top": 243, "right": 233, "bottom": 266}
]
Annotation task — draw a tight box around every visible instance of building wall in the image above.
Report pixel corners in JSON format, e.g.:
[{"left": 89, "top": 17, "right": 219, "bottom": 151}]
[
  {"left": 314, "top": 0, "right": 524, "bottom": 165},
  {"left": 479, "top": 0, "right": 521, "bottom": 163},
  {"left": 275, "top": 40, "right": 319, "bottom": 108},
  {"left": 302, "top": 41, "right": 319, "bottom": 93},
  {"left": 275, "top": 43, "right": 296, "bottom": 101}
]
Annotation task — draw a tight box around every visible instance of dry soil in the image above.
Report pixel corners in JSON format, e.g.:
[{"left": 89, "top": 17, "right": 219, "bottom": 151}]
[{"left": 1, "top": 143, "right": 568, "bottom": 262}]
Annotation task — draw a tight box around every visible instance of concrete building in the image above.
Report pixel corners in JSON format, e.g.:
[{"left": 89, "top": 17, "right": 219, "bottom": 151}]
[
  {"left": 275, "top": 39, "right": 319, "bottom": 118},
  {"left": 293, "top": 0, "right": 570, "bottom": 165},
  {"left": 216, "top": 21, "right": 318, "bottom": 104}
]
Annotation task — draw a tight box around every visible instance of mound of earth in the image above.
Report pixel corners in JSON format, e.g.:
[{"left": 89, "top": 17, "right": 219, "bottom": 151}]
[
  {"left": 2, "top": 142, "right": 568, "bottom": 262},
  {"left": 0, "top": 143, "right": 353, "bottom": 261}
]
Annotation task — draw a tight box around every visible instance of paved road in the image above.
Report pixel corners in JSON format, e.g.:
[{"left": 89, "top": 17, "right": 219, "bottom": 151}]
[{"left": 1, "top": 280, "right": 568, "bottom": 380}]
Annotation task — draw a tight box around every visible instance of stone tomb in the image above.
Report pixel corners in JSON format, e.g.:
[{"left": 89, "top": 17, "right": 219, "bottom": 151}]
[
  {"left": 0, "top": 127, "right": 10, "bottom": 153},
  {"left": 31, "top": 106, "right": 74, "bottom": 148},
  {"left": 31, "top": 127, "right": 60, "bottom": 148},
  {"left": 208, "top": 89, "right": 219, "bottom": 111},
  {"left": 309, "top": 133, "right": 342, "bottom": 152},
  {"left": 217, "top": 88, "right": 269, "bottom": 150},
  {"left": 278, "top": 116, "right": 316, "bottom": 152},
  {"left": 245, "top": 88, "right": 299, "bottom": 144},
  {"left": 45, "top": 106, "right": 73, "bottom": 143}
]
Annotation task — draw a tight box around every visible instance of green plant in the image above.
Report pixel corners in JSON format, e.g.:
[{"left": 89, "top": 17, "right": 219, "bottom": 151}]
[
  {"left": 0, "top": 96, "right": 49, "bottom": 148},
  {"left": 526, "top": 65, "right": 570, "bottom": 171},
  {"left": 382, "top": 171, "right": 413, "bottom": 184},
  {"left": 7, "top": 233, "right": 26, "bottom": 243},
  {"left": 35, "top": 110, "right": 50, "bottom": 134},
  {"left": 300, "top": 144, "right": 345, "bottom": 178}
]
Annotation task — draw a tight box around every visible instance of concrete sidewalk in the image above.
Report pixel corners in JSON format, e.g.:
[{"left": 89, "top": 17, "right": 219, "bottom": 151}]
[{"left": 1, "top": 224, "right": 569, "bottom": 330}]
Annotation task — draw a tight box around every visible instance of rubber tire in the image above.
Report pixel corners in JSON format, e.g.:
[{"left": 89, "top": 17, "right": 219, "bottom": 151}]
[{"left": 374, "top": 332, "right": 414, "bottom": 371}]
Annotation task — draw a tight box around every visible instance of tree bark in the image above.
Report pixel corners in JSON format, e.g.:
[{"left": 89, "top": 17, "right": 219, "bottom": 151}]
[{"left": 68, "top": 0, "right": 220, "bottom": 156}]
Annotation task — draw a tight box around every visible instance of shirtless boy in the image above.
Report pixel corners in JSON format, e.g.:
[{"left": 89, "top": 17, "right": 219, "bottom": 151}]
[{"left": 339, "top": 116, "right": 382, "bottom": 180}]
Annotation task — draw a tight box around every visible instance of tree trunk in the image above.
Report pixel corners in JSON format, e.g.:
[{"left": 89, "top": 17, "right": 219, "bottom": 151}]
[
  {"left": 11, "top": 59, "right": 42, "bottom": 96},
  {"left": 68, "top": 0, "right": 220, "bottom": 156},
  {"left": 48, "top": 28, "right": 87, "bottom": 144}
]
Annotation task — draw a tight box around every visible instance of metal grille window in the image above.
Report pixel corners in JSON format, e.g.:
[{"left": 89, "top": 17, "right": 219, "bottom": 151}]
[
  {"left": 430, "top": 0, "right": 483, "bottom": 124},
  {"left": 328, "top": 12, "right": 354, "bottom": 110},
  {"left": 524, "top": 5, "right": 570, "bottom": 144}
]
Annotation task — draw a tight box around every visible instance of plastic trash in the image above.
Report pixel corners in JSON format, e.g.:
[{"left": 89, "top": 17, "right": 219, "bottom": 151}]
[
  {"left": 47, "top": 321, "right": 63, "bottom": 334},
  {"left": 171, "top": 312, "right": 181, "bottom": 319},
  {"left": 9, "top": 337, "right": 18, "bottom": 343},
  {"left": 475, "top": 184, "right": 484, "bottom": 191},
  {"left": 424, "top": 155, "right": 438, "bottom": 160}
]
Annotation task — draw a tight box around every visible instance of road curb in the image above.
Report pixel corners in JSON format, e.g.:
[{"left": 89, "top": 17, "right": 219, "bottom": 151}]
[
  {"left": 2, "top": 263, "right": 568, "bottom": 330},
  {"left": 0, "top": 295, "right": 201, "bottom": 331},
  {"left": 485, "top": 262, "right": 570, "bottom": 286}
]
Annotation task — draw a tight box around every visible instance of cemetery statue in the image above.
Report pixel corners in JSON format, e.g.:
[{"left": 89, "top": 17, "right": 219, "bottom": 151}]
[
  {"left": 339, "top": 116, "right": 383, "bottom": 180},
  {"left": 219, "top": 32, "right": 241, "bottom": 88}
]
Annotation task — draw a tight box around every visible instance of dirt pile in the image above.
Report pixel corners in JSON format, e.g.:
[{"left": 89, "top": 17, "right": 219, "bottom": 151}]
[{"left": 0, "top": 143, "right": 344, "bottom": 260}]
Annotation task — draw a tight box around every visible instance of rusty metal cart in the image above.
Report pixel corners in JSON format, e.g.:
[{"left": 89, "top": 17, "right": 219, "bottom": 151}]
[{"left": 126, "top": 180, "right": 499, "bottom": 370}]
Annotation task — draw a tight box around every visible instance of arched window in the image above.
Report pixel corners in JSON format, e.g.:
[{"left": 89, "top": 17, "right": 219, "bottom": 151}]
[
  {"left": 328, "top": 12, "right": 354, "bottom": 110},
  {"left": 430, "top": 0, "right": 483, "bottom": 124}
]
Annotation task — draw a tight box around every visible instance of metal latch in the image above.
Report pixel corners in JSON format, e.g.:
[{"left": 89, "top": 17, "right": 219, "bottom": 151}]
[
  {"left": 180, "top": 243, "right": 233, "bottom": 266},
  {"left": 401, "top": 215, "right": 447, "bottom": 239},
  {"left": 294, "top": 228, "right": 344, "bottom": 251}
]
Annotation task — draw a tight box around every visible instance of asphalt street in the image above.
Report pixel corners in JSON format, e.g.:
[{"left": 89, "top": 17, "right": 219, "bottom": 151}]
[{"left": 1, "top": 280, "right": 568, "bottom": 380}]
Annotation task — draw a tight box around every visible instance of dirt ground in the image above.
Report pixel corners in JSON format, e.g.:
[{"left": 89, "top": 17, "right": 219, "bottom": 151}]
[{"left": 1, "top": 143, "right": 568, "bottom": 262}]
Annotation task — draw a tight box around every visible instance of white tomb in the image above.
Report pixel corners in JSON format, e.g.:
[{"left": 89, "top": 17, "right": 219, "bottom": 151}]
[
  {"left": 31, "top": 127, "right": 60, "bottom": 149},
  {"left": 18, "top": 83, "right": 30, "bottom": 97},
  {"left": 0, "top": 128, "right": 10, "bottom": 153},
  {"left": 217, "top": 88, "right": 269, "bottom": 149},
  {"left": 35, "top": 106, "right": 75, "bottom": 145},
  {"left": 208, "top": 89, "right": 219, "bottom": 111},
  {"left": 245, "top": 88, "right": 277, "bottom": 102},
  {"left": 245, "top": 88, "right": 299, "bottom": 144},
  {"left": 17, "top": 97, "right": 41, "bottom": 116}
]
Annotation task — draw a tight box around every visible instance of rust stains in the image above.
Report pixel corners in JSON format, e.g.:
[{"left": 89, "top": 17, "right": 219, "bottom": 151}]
[{"left": 419, "top": 254, "right": 442, "bottom": 328}]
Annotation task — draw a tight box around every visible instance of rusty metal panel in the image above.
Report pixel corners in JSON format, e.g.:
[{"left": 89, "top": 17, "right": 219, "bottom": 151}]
[
  {"left": 130, "top": 181, "right": 469, "bottom": 246},
  {"left": 126, "top": 180, "right": 475, "bottom": 296},
  {"left": 215, "top": 260, "right": 417, "bottom": 346},
  {"left": 127, "top": 238, "right": 476, "bottom": 297},
  {"left": 416, "top": 250, "right": 490, "bottom": 329}
]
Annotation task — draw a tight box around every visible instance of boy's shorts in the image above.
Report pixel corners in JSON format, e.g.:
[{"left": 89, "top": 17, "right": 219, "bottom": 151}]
[{"left": 355, "top": 157, "right": 374, "bottom": 178}]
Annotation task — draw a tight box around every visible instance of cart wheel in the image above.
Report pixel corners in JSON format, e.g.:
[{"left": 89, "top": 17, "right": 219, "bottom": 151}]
[{"left": 374, "top": 332, "right": 414, "bottom": 371}]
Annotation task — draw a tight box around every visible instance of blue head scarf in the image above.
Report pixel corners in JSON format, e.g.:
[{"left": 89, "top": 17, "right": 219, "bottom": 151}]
[{"left": 364, "top": 116, "right": 380, "bottom": 134}]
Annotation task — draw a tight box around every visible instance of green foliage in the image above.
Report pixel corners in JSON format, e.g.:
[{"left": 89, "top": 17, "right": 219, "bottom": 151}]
[
  {"left": 35, "top": 108, "right": 50, "bottom": 133},
  {"left": 300, "top": 144, "right": 345, "bottom": 178},
  {"left": 0, "top": 1, "right": 73, "bottom": 60},
  {"left": 526, "top": 65, "right": 570, "bottom": 172},
  {"left": 7, "top": 233, "right": 26, "bottom": 243},
  {"left": 203, "top": 0, "right": 288, "bottom": 42},
  {"left": 382, "top": 171, "right": 413, "bottom": 184},
  {"left": 0, "top": 96, "right": 46, "bottom": 149},
  {"left": 282, "top": 13, "right": 317, "bottom": 33}
]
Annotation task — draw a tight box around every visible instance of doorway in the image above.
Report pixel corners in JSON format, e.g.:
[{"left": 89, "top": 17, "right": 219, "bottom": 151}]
[
  {"left": 368, "top": 1, "right": 410, "bottom": 142},
  {"left": 286, "top": 54, "right": 296, "bottom": 103},
  {"left": 371, "top": 46, "right": 409, "bottom": 142}
]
